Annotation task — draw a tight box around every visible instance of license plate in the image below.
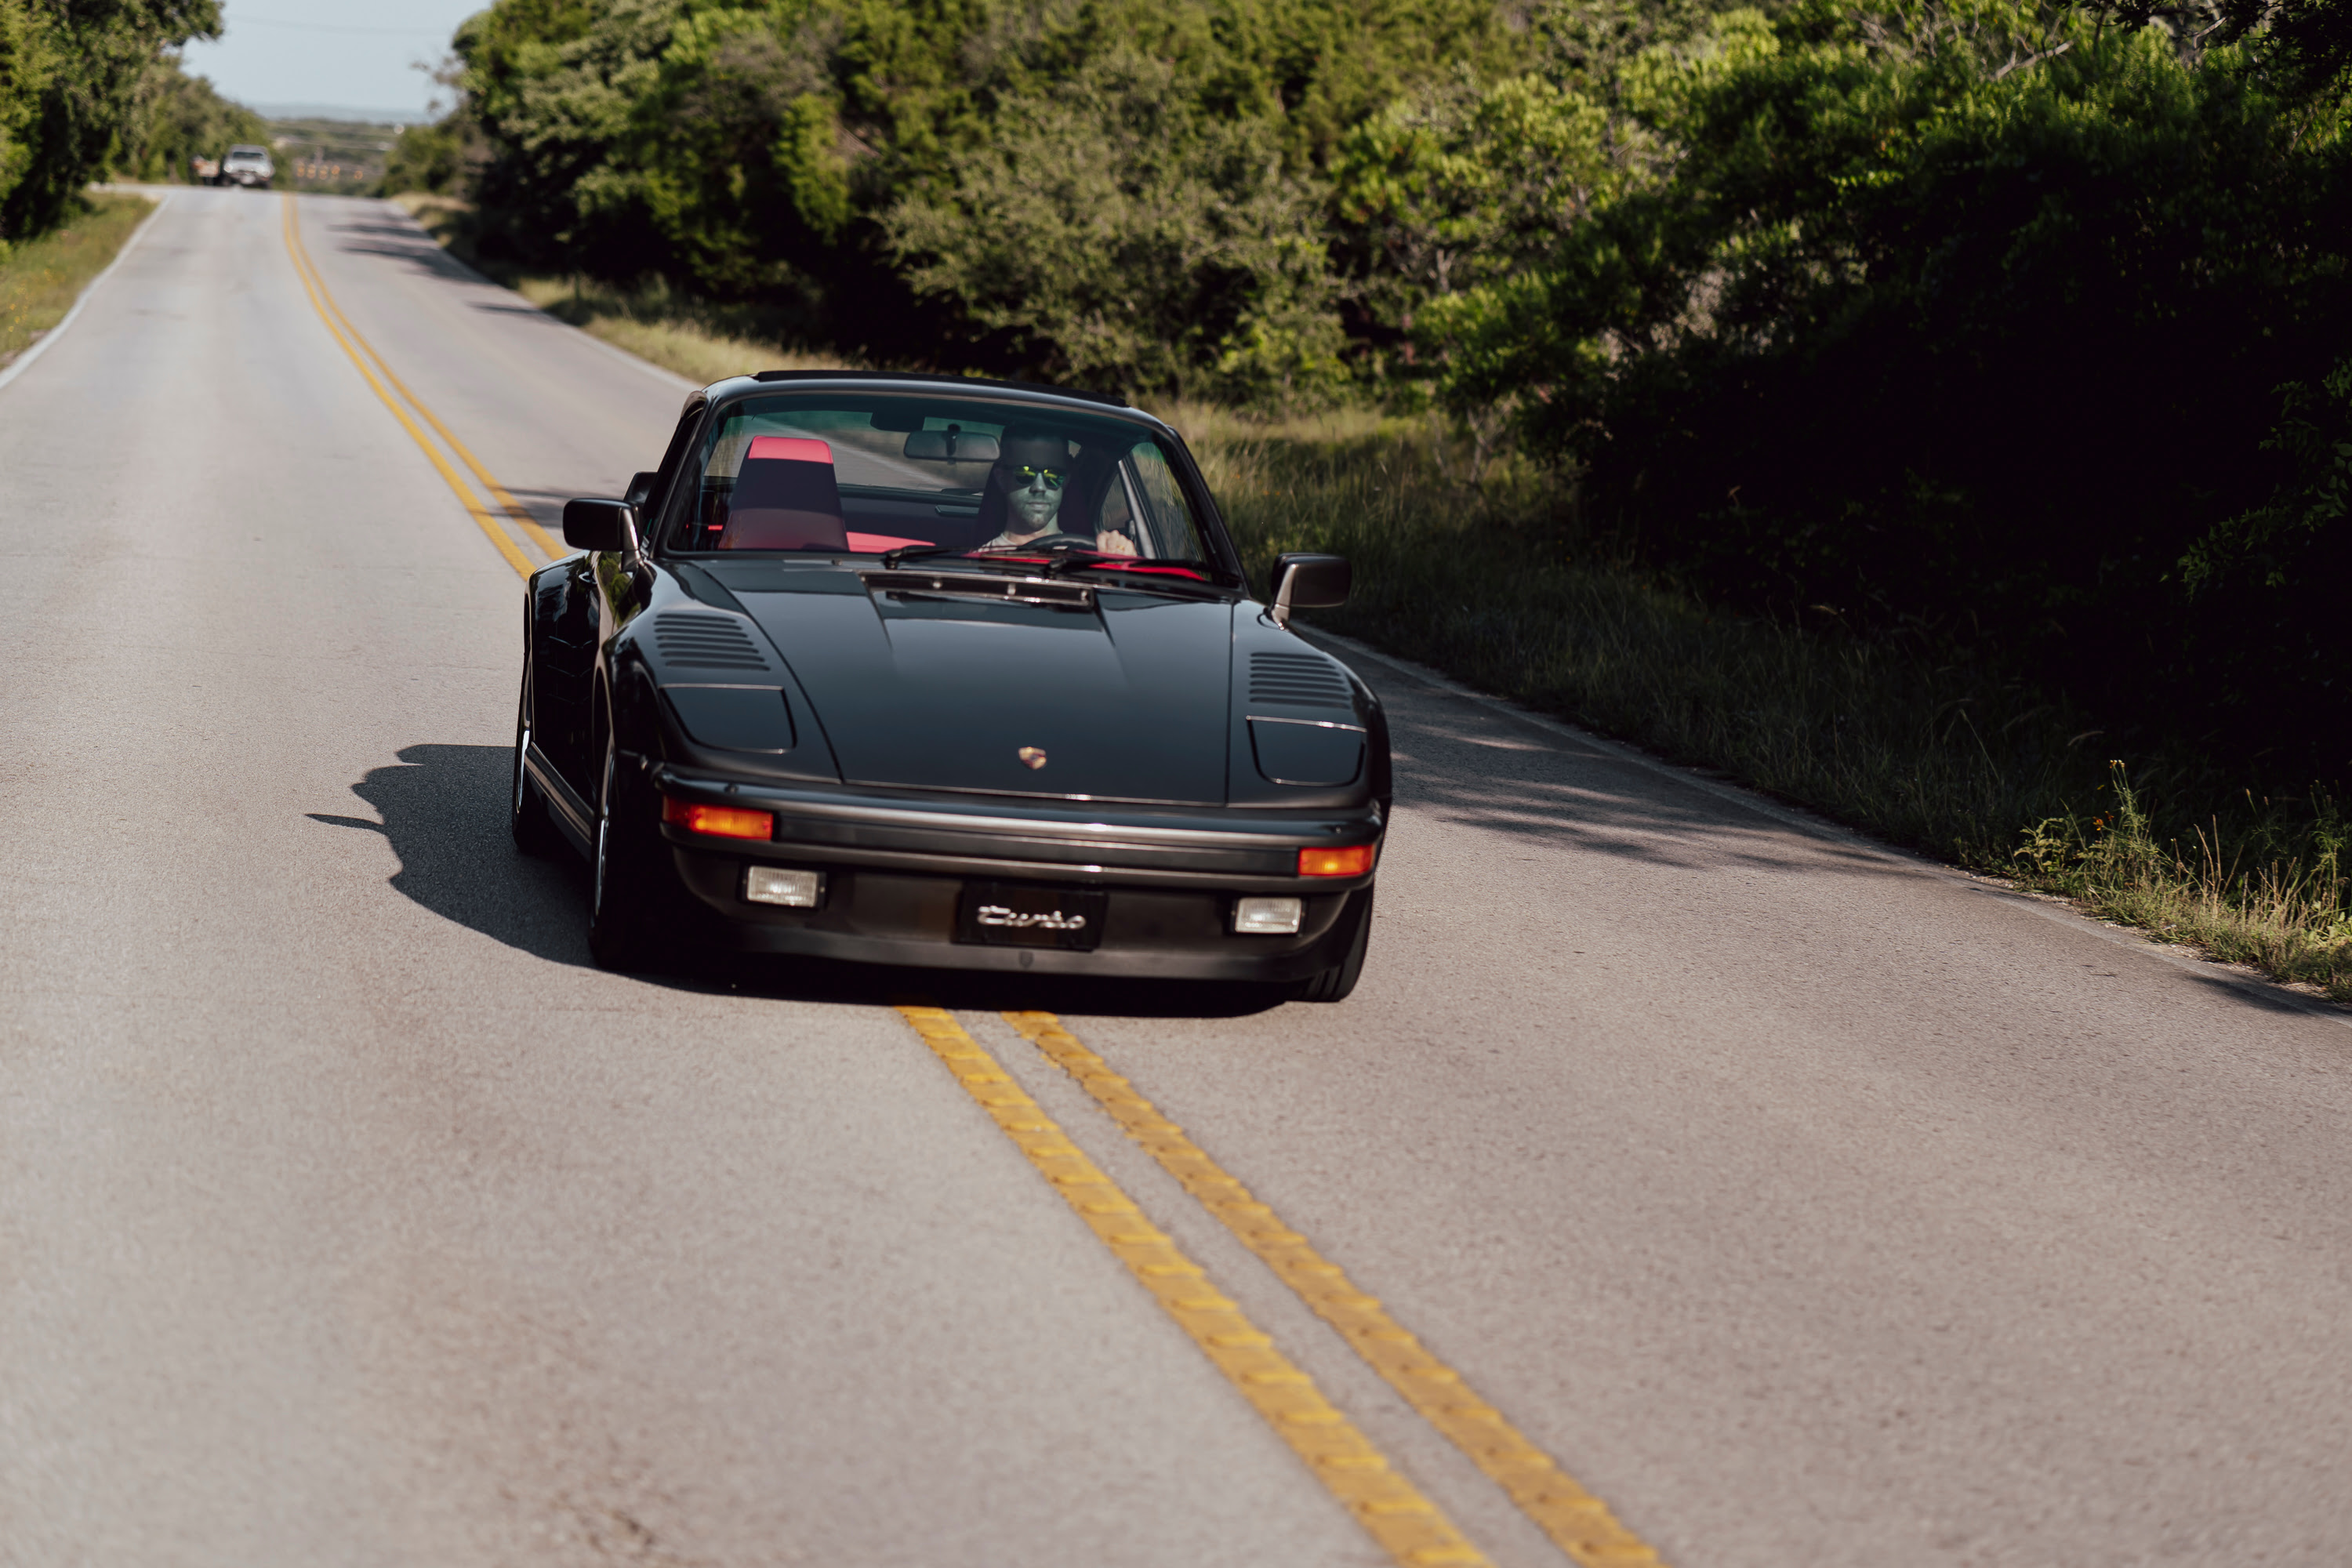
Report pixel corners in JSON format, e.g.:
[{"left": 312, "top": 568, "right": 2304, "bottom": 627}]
[{"left": 956, "top": 882, "right": 1108, "bottom": 951}]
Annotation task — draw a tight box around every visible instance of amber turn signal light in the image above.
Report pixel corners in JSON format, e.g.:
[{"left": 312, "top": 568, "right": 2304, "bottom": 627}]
[
  {"left": 662, "top": 797, "right": 775, "bottom": 840},
  {"left": 1298, "top": 843, "right": 1375, "bottom": 877}
]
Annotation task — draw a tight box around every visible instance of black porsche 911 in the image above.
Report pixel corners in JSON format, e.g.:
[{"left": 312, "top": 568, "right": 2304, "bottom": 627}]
[{"left": 512, "top": 371, "right": 1385, "bottom": 1000}]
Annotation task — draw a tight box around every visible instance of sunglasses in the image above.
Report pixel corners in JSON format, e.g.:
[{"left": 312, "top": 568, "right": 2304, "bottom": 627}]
[{"left": 1008, "top": 464, "right": 1067, "bottom": 491}]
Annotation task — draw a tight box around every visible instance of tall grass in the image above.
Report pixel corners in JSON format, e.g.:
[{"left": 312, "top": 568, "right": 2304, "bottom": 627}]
[
  {"left": 1176, "top": 408, "right": 2352, "bottom": 1003},
  {"left": 507, "top": 274, "right": 850, "bottom": 385},
  {"left": 0, "top": 192, "right": 152, "bottom": 362}
]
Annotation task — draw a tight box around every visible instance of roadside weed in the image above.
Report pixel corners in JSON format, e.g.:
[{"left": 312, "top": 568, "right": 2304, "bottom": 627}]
[
  {"left": 0, "top": 192, "right": 152, "bottom": 363},
  {"left": 1200, "top": 415, "right": 2352, "bottom": 1005}
]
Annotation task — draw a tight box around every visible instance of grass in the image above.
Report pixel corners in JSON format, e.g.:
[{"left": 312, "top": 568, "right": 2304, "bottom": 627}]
[
  {"left": 1190, "top": 409, "right": 2352, "bottom": 1004},
  {"left": 0, "top": 193, "right": 154, "bottom": 364},
  {"left": 382, "top": 199, "right": 2351, "bottom": 1004}
]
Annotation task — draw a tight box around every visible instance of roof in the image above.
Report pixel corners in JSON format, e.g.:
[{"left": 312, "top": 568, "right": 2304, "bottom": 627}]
[{"left": 746, "top": 368, "right": 1130, "bottom": 409}]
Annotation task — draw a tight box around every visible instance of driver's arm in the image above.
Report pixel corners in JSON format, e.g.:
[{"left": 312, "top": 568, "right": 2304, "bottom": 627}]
[{"left": 1091, "top": 481, "right": 1140, "bottom": 555}]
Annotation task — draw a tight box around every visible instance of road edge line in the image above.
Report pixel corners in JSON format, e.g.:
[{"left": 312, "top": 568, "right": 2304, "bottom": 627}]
[
  {"left": 1297, "top": 626, "right": 2352, "bottom": 1031},
  {"left": 1002, "top": 1009, "right": 1669, "bottom": 1568},
  {"left": 0, "top": 190, "right": 171, "bottom": 400},
  {"left": 893, "top": 1006, "right": 1494, "bottom": 1568}
]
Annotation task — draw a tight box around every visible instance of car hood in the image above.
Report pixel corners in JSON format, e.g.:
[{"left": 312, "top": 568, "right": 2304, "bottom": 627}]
[{"left": 732, "top": 576, "right": 1235, "bottom": 804}]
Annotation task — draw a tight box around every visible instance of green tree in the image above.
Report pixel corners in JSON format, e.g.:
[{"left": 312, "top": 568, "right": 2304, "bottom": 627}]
[
  {"left": 114, "top": 54, "right": 270, "bottom": 183},
  {"left": 886, "top": 45, "right": 1345, "bottom": 401},
  {"left": 1331, "top": 71, "right": 1624, "bottom": 385},
  {"left": 0, "top": 0, "right": 224, "bottom": 242},
  {"left": 380, "top": 113, "right": 473, "bottom": 196},
  {"left": 1433, "top": 0, "right": 2352, "bottom": 772},
  {"left": 444, "top": 0, "right": 1535, "bottom": 387}
]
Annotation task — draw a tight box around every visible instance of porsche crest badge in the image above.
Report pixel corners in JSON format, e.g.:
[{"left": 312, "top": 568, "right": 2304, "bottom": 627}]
[{"left": 1017, "top": 746, "right": 1048, "bottom": 769}]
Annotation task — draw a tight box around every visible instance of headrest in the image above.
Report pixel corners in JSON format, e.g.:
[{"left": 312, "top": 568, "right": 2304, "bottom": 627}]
[{"left": 746, "top": 436, "right": 833, "bottom": 464}]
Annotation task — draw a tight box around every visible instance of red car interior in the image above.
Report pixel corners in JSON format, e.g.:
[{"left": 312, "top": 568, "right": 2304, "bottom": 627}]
[{"left": 717, "top": 437, "right": 850, "bottom": 551}]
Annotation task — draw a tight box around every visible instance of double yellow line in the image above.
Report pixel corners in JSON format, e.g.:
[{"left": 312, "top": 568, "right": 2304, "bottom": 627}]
[
  {"left": 901, "top": 1008, "right": 1669, "bottom": 1568},
  {"left": 281, "top": 187, "right": 1662, "bottom": 1568},
  {"left": 281, "top": 194, "right": 558, "bottom": 579}
]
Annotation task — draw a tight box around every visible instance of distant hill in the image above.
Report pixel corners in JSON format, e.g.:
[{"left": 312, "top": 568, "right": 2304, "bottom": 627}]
[{"left": 250, "top": 103, "right": 435, "bottom": 127}]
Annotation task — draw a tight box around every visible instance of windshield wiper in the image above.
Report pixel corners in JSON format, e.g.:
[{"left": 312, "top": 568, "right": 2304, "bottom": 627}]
[
  {"left": 879, "top": 543, "right": 988, "bottom": 569},
  {"left": 1040, "top": 554, "right": 1232, "bottom": 591}
]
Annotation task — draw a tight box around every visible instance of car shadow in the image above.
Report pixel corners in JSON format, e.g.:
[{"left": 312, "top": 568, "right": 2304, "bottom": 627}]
[
  {"left": 310, "top": 742, "right": 591, "bottom": 967},
  {"left": 704, "top": 960, "right": 1290, "bottom": 1019},
  {"left": 314, "top": 743, "right": 1289, "bottom": 1019},
  {"left": 503, "top": 485, "right": 583, "bottom": 532}
]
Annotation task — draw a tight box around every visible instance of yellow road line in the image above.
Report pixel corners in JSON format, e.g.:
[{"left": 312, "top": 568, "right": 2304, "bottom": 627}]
[
  {"left": 895, "top": 1007, "right": 1492, "bottom": 1568},
  {"left": 278, "top": 195, "right": 537, "bottom": 578},
  {"left": 1003, "top": 1010, "right": 1668, "bottom": 1568},
  {"left": 289, "top": 210, "right": 564, "bottom": 559}
]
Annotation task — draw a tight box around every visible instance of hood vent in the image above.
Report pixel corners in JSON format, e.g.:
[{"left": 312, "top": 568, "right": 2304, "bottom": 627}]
[
  {"left": 654, "top": 611, "right": 771, "bottom": 672},
  {"left": 862, "top": 570, "right": 1094, "bottom": 608},
  {"left": 1249, "top": 651, "right": 1352, "bottom": 710}
]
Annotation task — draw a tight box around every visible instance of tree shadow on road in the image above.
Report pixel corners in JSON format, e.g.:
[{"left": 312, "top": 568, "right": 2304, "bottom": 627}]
[
  {"left": 2179, "top": 968, "right": 2352, "bottom": 1025},
  {"left": 312, "top": 743, "right": 1287, "bottom": 1021}
]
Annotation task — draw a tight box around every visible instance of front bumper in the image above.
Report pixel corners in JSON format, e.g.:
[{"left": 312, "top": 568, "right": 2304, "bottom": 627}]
[{"left": 650, "top": 764, "right": 1379, "bottom": 979}]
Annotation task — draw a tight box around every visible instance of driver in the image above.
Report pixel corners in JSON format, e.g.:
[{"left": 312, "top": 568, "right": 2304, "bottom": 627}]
[{"left": 978, "top": 429, "right": 1138, "bottom": 555}]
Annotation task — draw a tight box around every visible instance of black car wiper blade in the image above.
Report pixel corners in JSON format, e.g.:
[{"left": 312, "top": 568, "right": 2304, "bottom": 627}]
[
  {"left": 1041, "top": 554, "right": 1236, "bottom": 590},
  {"left": 879, "top": 543, "right": 986, "bottom": 569}
]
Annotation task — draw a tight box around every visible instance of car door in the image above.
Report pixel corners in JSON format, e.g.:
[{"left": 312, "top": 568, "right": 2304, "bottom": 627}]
[{"left": 543, "top": 401, "right": 706, "bottom": 797}]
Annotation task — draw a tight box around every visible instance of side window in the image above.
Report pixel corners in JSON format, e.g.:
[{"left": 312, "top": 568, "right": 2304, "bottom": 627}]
[
  {"left": 649, "top": 405, "right": 706, "bottom": 548},
  {"left": 1129, "top": 441, "right": 1205, "bottom": 561}
]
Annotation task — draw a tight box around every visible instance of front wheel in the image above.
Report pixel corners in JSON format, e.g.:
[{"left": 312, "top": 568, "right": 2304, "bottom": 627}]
[
  {"left": 586, "top": 738, "right": 676, "bottom": 972},
  {"left": 1294, "top": 888, "right": 1373, "bottom": 1003},
  {"left": 510, "top": 660, "right": 562, "bottom": 857}
]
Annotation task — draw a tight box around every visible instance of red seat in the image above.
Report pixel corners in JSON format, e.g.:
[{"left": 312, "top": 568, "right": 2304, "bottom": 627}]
[{"left": 719, "top": 436, "right": 848, "bottom": 551}]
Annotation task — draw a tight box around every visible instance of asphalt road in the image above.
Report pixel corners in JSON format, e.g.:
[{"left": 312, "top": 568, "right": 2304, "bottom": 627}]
[{"left": 3, "top": 187, "right": 2348, "bottom": 1568}]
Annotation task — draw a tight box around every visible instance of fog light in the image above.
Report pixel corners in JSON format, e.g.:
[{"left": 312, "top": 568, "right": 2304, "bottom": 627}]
[
  {"left": 743, "top": 866, "right": 822, "bottom": 907},
  {"left": 1234, "top": 895, "right": 1303, "bottom": 935},
  {"left": 663, "top": 796, "right": 774, "bottom": 840},
  {"left": 1298, "top": 843, "right": 1376, "bottom": 878}
]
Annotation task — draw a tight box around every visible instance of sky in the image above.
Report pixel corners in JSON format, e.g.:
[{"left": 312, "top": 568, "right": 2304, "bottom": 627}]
[{"left": 180, "top": 2, "right": 485, "bottom": 123}]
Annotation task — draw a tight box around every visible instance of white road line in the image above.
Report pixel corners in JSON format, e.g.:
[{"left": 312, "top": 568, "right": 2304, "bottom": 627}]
[
  {"left": 0, "top": 191, "right": 172, "bottom": 400},
  {"left": 1301, "top": 623, "right": 2352, "bottom": 1031}
]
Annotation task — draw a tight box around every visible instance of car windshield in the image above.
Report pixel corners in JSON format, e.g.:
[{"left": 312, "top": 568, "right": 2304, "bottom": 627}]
[
  {"left": 665, "top": 392, "right": 1218, "bottom": 570},
  {"left": 227, "top": 146, "right": 267, "bottom": 158}
]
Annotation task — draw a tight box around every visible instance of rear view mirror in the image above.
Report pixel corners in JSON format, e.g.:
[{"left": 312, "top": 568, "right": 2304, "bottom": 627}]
[
  {"left": 904, "top": 427, "right": 1001, "bottom": 463},
  {"left": 563, "top": 496, "right": 636, "bottom": 552},
  {"left": 1271, "top": 552, "right": 1351, "bottom": 626}
]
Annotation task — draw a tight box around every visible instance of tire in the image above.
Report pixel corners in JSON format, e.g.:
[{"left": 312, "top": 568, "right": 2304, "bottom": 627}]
[
  {"left": 1294, "top": 887, "right": 1373, "bottom": 1003},
  {"left": 586, "top": 731, "right": 676, "bottom": 972},
  {"left": 510, "top": 660, "right": 563, "bottom": 857}
]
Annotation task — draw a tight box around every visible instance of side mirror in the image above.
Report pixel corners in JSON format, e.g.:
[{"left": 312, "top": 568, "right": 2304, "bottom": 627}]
[
  {"left": 563, "top": 496, "right": 637, "bottom": 552},
  {"left": 623, "top": 470, "right": 660, "bottom": 509},
  {"left": 1270, "top": 552, "right": 1351, "bottom": 627}
]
